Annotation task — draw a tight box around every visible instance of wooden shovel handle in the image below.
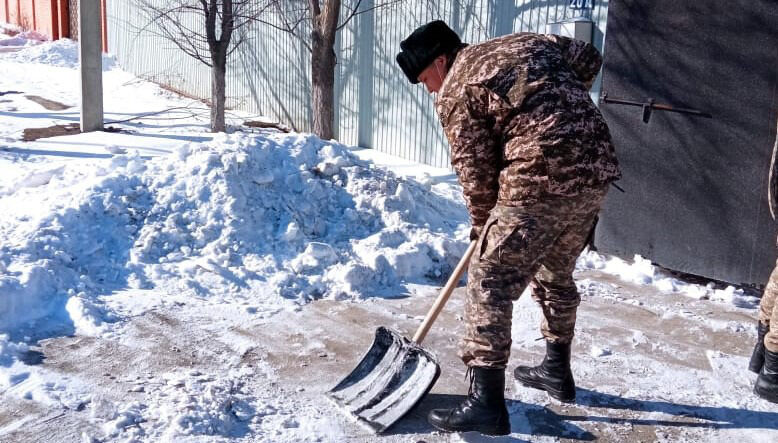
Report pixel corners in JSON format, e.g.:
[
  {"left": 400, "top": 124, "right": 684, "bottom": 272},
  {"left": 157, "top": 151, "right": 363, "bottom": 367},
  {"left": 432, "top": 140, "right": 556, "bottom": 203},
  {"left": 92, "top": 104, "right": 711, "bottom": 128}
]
[{"left": 412, "top": 240, "right": 478, "bottom": 344}]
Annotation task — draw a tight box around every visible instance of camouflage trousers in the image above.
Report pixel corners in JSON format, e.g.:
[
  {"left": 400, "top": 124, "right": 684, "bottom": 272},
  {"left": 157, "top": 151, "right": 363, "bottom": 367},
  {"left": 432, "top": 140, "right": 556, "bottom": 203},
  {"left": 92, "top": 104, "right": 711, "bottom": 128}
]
[
  {"left": 460, "top": 187, "right": 608, "bottom": 368},
  {"left": 760, "top": 257, "right": 778, "bottom": 353}
]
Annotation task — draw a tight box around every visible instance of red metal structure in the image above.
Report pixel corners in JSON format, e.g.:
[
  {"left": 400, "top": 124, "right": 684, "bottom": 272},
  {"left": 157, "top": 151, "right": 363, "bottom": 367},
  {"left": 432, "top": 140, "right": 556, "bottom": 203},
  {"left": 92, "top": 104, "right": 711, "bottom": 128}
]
[{"left": 1, "top": 0, "right": 106, "bottom": 51}]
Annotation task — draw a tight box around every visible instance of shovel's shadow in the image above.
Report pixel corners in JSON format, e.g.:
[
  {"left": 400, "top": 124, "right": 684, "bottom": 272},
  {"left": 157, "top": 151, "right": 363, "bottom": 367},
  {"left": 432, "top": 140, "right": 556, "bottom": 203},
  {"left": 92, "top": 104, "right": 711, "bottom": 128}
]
[{"left": 386, "top": 393, "right": 593, "bottom": 442}]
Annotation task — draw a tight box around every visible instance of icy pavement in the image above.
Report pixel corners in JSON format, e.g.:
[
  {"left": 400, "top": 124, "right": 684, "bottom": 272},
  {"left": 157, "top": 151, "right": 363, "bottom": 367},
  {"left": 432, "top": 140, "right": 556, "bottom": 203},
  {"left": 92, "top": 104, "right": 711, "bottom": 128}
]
[
  {"left": 3, "top": 276, "right": 773, "bottom": 442},
  {"left": 1, "top": 37, "right": 777, "bottom": 442}
]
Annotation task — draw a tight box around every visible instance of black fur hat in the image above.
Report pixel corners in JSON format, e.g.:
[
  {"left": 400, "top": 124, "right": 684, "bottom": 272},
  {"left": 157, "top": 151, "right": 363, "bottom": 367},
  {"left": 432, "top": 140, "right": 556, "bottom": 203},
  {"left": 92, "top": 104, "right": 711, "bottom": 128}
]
[{"left": 396, "top": 20, "right": 461, "bottom": 84}]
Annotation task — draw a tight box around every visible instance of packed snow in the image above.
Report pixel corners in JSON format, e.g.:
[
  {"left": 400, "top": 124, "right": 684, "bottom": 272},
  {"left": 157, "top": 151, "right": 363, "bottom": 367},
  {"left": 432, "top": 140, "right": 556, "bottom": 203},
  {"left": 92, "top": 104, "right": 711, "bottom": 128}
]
[{"left": 1, "top": 32, "right": 776, "bottom": 442}]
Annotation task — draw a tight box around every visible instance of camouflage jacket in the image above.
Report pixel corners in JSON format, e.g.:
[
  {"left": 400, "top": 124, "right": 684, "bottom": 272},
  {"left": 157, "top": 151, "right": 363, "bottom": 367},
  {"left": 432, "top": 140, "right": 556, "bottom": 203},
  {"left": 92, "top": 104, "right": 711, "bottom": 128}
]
[{"left": 436, "top": 32, "right": 621, "bottom": 227}]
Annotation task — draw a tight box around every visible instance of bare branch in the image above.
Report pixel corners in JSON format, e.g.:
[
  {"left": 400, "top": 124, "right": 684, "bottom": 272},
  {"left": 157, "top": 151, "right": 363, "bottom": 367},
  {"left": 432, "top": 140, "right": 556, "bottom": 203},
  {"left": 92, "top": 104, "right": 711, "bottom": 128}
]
[
  {"left": 336, "top": 0, "right": 361, "bottom": 30},
  {"left": 254, "top": 0, "right": 312, "bottom": 52},
  {"left": 134, "top": 1, "right": 212, "bottom": 66},
  {"left": 227, "top": 34, "right": 247, "bottom": 57},
  {"left": 220, "top": 0, "right": 235, "bottom": 50},
  {"left": 336, "top": 0, "right": 403, "bottom": 31}
]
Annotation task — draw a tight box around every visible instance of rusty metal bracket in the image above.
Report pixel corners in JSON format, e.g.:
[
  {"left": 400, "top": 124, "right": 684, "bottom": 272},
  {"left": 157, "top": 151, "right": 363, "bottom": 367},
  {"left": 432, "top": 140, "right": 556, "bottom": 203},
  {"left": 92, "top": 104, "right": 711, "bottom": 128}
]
[{"left": 601, "top": 92, "right": 713, "bottom": 123}]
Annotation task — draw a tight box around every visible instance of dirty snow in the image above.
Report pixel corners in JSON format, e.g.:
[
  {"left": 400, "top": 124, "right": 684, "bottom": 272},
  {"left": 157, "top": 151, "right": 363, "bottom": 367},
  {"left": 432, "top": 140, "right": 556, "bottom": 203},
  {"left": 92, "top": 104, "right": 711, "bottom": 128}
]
[{"left": 1, "top": 34, "right": 776, "bottom": 442}]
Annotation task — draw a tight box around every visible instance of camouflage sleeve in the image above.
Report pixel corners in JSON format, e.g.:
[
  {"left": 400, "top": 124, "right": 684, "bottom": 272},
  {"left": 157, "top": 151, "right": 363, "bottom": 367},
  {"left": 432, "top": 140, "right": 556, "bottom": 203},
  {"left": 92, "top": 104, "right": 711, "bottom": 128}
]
[
  {"left": 545, "top": 34, "right": 603, "bottom": 89},
  {"left": 441, "top": 85, "right": 500, "bottom": 228}
]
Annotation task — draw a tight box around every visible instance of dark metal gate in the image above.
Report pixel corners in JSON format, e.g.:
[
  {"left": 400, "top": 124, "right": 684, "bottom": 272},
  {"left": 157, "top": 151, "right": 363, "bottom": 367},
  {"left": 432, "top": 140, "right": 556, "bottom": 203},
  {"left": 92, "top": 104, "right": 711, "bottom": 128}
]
[{"left": 596, "top": 0, "right": 778, "bottom": 285}]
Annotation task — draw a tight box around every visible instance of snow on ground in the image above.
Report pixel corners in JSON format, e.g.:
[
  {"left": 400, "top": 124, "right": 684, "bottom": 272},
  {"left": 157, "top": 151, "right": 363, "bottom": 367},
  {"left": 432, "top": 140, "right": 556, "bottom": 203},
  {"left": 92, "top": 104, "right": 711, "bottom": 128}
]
[
  {"left": 577, "top": 250, "right": 762, "bottom": 308},
  {"left": 1, "top": 36, "right": 776, "bottom": 442}
]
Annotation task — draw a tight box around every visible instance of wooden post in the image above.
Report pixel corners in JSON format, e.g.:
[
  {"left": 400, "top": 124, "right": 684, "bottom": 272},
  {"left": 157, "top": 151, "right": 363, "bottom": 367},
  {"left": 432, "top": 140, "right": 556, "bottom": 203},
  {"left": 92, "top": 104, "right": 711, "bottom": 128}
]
[
  {"left": 57, "top": 0, "right": 68, "bottom": 38},
  {"left": 101, "top": 0, "right": 107, "bottom": 52}
]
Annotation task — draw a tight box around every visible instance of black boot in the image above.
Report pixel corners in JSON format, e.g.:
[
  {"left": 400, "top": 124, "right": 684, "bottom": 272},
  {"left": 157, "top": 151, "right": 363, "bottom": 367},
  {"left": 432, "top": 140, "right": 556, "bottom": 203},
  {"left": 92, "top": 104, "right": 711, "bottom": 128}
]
[
  {"left": 749, "top": 322, "right": 769, "bottom": 373},
  {"left": 427, "top": 367, "right": 510, "bottom": 435},
  {"left": 755, "top": 348, "right": 778, "bottom": 403},
  {"left": 514, "top": 340, "right": 576, "bottom": 402}
]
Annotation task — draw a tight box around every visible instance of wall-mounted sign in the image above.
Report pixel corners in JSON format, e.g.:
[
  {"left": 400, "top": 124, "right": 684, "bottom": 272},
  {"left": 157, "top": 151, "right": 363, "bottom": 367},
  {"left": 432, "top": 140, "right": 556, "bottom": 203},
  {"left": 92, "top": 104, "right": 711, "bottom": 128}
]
[{"left": 569, "top": 0, "right": 593, "bottom": 9}]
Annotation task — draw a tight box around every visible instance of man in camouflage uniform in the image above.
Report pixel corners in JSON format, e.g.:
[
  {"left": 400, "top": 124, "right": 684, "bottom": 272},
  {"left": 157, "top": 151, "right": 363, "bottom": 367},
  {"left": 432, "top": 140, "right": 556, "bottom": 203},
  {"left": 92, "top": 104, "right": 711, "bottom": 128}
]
[
  {"left": 750, "top": 118, "right": 778, "bottom": 404},
  {"left": 397, "top": 21, "right": 620, "bottom": 434}
]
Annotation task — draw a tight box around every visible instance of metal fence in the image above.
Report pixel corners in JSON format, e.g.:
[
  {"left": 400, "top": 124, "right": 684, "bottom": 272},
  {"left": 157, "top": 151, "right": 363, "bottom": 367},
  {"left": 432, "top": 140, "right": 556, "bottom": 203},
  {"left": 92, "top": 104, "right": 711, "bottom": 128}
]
[{"left": 106, "top": 0, "right": 609, "bottom": 168}]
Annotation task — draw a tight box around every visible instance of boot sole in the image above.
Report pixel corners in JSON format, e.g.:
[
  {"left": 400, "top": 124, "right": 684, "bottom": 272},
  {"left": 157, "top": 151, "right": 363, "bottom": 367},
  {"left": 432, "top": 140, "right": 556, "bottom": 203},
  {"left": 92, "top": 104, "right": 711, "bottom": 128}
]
[
  {"left": 515, "top": 374, "right": 576, "bottom": 403},
  {"left": 428, "top": 419, "right": 510, "bottom": 436}
]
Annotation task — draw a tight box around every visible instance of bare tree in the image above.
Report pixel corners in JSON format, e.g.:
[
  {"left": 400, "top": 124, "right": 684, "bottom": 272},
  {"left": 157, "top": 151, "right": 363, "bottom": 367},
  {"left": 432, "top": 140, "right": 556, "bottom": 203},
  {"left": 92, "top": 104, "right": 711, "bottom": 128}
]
[
  {"left": 136, "top": 0, "right": 271, "bottom": 132},
  {"left": 258, "top": 0, "right": 402, "bottom": 140}
]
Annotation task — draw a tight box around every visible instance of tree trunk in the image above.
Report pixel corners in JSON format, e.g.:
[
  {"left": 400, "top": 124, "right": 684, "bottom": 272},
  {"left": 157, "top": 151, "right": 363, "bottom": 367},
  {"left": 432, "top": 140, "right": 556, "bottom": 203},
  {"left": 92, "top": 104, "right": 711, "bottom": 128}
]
[
  {"left": 311, "top": 31, "right": 336, "bottom": 140},
  {"left": 211, "top": 50, "right": 227, "bottom": 133}
]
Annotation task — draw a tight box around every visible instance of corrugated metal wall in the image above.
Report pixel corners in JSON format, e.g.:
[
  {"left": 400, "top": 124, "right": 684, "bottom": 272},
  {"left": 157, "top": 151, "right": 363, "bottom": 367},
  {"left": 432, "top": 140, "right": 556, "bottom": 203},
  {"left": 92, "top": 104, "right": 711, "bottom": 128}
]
[{"left": 106, "top": 0, "right": 608, "bottom": 168}]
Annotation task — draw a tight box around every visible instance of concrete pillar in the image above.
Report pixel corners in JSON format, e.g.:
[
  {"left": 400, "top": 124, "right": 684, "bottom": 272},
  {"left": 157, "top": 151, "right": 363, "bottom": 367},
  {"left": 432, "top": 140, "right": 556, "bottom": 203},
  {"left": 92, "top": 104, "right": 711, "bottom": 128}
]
[
  {"left": 79, "top": 0, "right": 103, "bottom": 132},
  {"left": 356, "top": 0, "right": 374, "bottom": 148}
]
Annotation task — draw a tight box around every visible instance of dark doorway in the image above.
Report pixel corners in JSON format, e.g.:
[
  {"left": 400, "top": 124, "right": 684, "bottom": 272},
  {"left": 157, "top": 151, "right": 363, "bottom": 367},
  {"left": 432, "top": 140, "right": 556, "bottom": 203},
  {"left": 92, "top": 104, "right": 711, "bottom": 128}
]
[{"left": 597, "top": 0, "right": 778, "bottom": 285}]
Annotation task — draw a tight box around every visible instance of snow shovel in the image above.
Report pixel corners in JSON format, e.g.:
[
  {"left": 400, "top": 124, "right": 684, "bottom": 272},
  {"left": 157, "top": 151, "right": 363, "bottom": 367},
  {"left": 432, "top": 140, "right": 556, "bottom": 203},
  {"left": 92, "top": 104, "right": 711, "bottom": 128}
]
[{"left": 327, "top": 240, "right": 478, "bottom": 433}]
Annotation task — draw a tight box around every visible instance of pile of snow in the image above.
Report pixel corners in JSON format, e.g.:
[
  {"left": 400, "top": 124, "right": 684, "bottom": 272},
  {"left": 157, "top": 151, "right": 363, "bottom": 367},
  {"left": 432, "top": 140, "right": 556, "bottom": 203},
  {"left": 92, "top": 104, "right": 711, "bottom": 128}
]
[
  {"left": 576, "top": 250, "right": 761, "bottom": 308},
  {"left": 4, "top": 38, "right": 116, "bottom": 70},
  {"left": 0, "top": 25, "right": 47, "bottom": 48},
  {"left": 0, "top": 22, "right": 22, "bottom": 34},
  {"left": 0, "top": 131, "right": 469, "bottom": 339}
]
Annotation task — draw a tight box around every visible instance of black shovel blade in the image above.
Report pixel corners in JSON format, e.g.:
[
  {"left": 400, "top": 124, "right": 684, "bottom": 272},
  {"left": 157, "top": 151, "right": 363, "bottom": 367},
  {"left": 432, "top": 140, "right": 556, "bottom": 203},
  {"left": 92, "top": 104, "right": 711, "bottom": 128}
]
[{"left": 326, "top": 326, "right": 440, "bottom": 433}]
